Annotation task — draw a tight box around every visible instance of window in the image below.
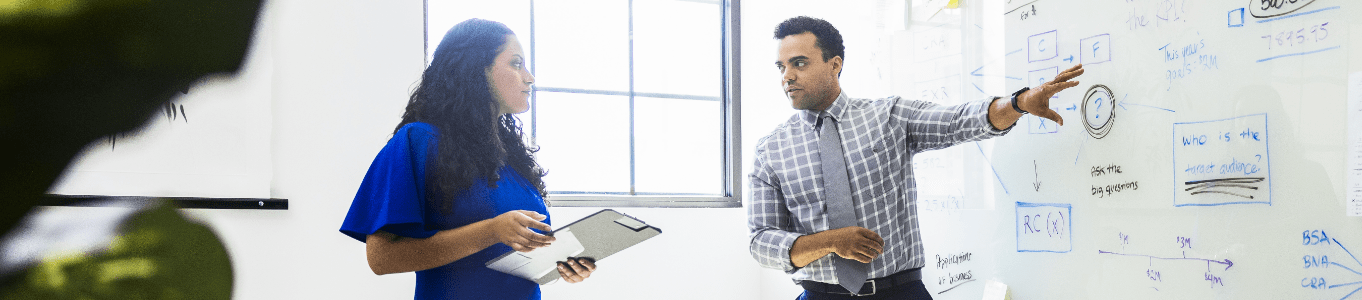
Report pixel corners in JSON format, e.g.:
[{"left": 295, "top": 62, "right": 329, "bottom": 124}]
[{"left": 425, "top": 0, "right": 740, "bottom": 207}]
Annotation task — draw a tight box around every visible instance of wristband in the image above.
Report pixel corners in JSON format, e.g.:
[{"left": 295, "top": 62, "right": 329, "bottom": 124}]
[{"left": 1010, "top": 87, "right": 1030, "bottom": 114}]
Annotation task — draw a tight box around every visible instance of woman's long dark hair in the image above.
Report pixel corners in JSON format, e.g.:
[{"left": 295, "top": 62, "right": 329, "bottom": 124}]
[{"left": 395, "top": 19, "right": 547, "bottom": 213}]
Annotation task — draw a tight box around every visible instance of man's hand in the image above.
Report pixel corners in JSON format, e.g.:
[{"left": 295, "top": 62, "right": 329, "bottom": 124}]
[
  {"left": 822, "top": 226, "right": 884, "bottom": 263},
  {"left": 557, "top": 257, "right": 597, "bottom": 283},
  {"left": 487, "top": 210, "right": 555, "bottom": 252},
  {"left": 791, "top": 226, "right": 885, "bottom": 267},
  {"left": 1020, "top": 64, "right": 1085, "bottom": 126}
]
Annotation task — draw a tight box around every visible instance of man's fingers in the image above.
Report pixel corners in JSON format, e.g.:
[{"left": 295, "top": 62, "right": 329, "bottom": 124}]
[
  {"left": 856, "top": 228, "right": 884, "bottom": 247},
  {"left": 1062, "top": 63, "right": 1082, "bottom": 73},
  {"left": 1036, "top": 109, "right": 1065, "bottom": 126},
  {"left": 860, "top": 244, "right": 882, "bottom": 259},
  {"left": 1057, "top": 80, "right": 1081, "bottom": 91},
  {"left": 1033, "top": 81, "right": 1080, "bottom": 100},
  {"left": 1054, "top": 64, "right": 1083, "bottom": 81},
  {"left": 853, "top": 252, "right": 874, "bottom": 263},
  {"left": 1055, "top": 68, "right": 1084, "bottom": 82}
]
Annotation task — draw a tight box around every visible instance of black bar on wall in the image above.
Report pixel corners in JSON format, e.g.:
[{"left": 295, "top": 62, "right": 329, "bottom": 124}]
[{"left": 41, "top": 194, "right": 289, "bottom": 210}]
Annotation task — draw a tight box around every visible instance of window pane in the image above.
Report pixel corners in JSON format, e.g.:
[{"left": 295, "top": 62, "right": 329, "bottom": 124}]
[
  {"left": 634, "top": 97, "right": 722, "bottom": 194},
  {"left": 426, "top": 0, "right": 532, "bottom": 66},
  {"left": 633, "top": 0, "right": 722, "bottom": 97},
  {"left": 535, "top": 92, "right": 631, "bottom": 193},
  {"left": 533, "top": 0, "right": 630, "bottom": 91}
]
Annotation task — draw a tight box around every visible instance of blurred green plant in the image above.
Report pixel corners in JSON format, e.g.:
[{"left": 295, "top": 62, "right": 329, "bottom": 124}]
[
  {"left": 0, "top": 0, "right": 261, "bottom": 272},
  {"left": 1, "top": 202, "right": 233, "bottom": 299}
]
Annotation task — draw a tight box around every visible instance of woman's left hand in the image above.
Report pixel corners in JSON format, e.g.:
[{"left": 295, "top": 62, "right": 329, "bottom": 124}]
[{"left": 557, "top": 257, "right": 597, "bottom": 283}]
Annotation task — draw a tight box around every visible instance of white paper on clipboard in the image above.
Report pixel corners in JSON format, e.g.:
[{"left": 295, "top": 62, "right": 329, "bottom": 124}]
[{"left": 485, "top": 228, "right": 585, "bottom": 279}]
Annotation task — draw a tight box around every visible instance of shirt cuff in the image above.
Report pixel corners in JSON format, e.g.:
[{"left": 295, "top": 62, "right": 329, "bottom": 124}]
[
  {"left": 753, "top": 230, "right": 803, "bottom": 272},
  {"left": 983, "top": 97, "right": 1015, "bottom": 134}
]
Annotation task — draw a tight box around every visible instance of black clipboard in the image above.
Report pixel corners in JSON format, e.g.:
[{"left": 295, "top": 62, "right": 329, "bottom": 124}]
[{"left": 485, "top": 209, "right": 662, "bottom": 284}]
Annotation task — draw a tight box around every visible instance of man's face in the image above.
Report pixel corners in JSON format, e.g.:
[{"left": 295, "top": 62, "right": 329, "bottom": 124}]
[{"left": 776, "top": 32, "right": 841, "bottom": 111}]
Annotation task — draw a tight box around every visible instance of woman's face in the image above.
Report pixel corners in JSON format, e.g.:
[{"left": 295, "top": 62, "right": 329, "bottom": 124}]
[{"left": 487, "top": 35, "right": 534, "bottom": 115}]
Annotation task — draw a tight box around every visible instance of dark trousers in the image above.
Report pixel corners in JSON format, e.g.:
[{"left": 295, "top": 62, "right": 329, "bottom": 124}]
[{"left": 796, "top": 280, "right": 933, "bottom": 300}]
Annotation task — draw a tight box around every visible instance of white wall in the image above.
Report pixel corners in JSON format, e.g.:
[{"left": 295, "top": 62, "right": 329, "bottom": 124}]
[{"left": 187, "top": 0, "right": 426, "bottom": 298}]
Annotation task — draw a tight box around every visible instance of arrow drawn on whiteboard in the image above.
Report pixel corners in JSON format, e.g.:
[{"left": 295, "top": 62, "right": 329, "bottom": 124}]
[
  {"left": 1119, "top": 99, "right": 1176, "bottom": 113},
  {"left": 1097, "top": 250, "right": 1234, "bottom": 270},
  {"left": 969, "top": 65, "right": 1023, "bottom": 80},
  {"left": 1063, "top": 55, "right": 1074, "bottom": 63},
  {"left": 1033, "top": 160, "right": 1041, "bottom": 191},
  {"left": 974, "top": 142, "right": 1010, "bottom": 195}
]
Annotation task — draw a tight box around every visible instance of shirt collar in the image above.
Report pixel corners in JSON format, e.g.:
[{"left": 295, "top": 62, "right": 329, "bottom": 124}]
[{"left": 800, "top": 91, "right": 850, "bottom": 130}]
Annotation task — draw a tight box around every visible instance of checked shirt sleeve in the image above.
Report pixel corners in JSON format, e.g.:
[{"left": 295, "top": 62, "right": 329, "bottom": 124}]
[
  {"left": 746, "top": 143, "right": 802, "bottom": 273},
  {"left": 893, "top": 97, "right": 1012, "bottom": 153}
]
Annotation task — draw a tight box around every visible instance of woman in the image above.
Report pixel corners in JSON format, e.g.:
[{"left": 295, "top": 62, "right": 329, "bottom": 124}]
[{"left": 339, "top": 19, "right": 595, "bottom": 299}]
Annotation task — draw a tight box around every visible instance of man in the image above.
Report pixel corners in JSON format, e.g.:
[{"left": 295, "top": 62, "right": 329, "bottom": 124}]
[{"left": 747, "top": 16, "right": 1082, "bottom": 299}]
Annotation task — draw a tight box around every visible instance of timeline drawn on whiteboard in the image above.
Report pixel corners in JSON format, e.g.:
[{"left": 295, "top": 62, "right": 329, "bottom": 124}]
[{"left": 1098, "top": 232, "right": 1234, "bottom": 291}]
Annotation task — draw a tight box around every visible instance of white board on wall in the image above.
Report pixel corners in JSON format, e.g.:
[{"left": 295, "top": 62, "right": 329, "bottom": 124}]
[
  {"left": 967, "top": 0, "right": 1362, "bottom": 299},
  {"left": 47, "top": 19, "right": 274, "bottom": 199}
]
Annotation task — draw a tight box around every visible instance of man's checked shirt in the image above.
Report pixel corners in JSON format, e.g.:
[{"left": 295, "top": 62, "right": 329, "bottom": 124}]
[{"left": 747, "top": 91, "right": 1010, "bottom": 284}]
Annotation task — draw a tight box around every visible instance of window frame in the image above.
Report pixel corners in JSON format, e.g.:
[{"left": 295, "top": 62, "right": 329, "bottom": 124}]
[{"left": 423, "top": 0, "right": 742, "bottom": 208}]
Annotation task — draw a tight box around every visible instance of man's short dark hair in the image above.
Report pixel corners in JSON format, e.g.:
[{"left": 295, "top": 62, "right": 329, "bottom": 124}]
[{"left": 774, "top": 16, "right": 844, "bottom": 62}]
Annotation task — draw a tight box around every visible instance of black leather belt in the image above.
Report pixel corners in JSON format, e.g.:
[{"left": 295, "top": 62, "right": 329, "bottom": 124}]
[{"left": 799, "top": 268, "right": 922, "bottom": 296}]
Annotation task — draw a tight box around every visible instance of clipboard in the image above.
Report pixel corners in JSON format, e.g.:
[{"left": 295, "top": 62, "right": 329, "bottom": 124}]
[{"left": 485, "top": 209, "right": 662, "bottom": 285}]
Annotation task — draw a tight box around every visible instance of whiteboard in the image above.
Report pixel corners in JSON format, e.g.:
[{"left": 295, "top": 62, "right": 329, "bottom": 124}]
[
  {"left": 46, "top": 19, "right": 274, "bottom": 199},
  {"left": 905, "top": 0, "right": 1362, "bottom": 299}
]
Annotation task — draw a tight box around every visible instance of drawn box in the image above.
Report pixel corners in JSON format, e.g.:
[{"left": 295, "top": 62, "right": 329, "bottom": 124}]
[
  {"left": 1016, "top": 202, "right": 1072, "bottom": 253},
  {"left": 1228, "top": 8, "right": 1245, "bottom": 28},
  {"left": 1026, "top": 108, "right": 1060, "bottom": 134},
  {"left": 1172, "top": 114, "right": 1271, "bottom": 206},
  {"left": 1028, "top": 30, "right": 1058, "bottom": 63},
  {"left": 1079, "top": 34, "right": 1111, "bottom": 65},
  {"left": 1028, "top": 66, "right": 1058, "bottom": 88}
]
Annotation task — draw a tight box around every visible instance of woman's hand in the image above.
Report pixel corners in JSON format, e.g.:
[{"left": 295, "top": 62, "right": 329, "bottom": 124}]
[
  {"left": 487, "top": 210, "right": 555, "bottom": 252},
  {"left": 557, "top": 257, "right": 597, "bottom": 283}
]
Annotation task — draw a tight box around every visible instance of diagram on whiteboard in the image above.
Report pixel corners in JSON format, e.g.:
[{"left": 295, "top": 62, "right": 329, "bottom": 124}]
[
  {"left": 1302, "top": 230, "right": 1362, "bottom": 300},
  {"left": 1173, "top": 114, "right": 1271, "bottom": 206},
  {"left": 1081, "top": 84, "right": 1116, "bottom": 139},
  {"left": 986, "top": 0, "right": 1356, "bottom": 299}
]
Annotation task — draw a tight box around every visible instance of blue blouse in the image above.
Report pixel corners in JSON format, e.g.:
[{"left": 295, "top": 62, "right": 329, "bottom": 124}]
[{"left": 340, "top": 122, "right": 549, "bottom": 300}]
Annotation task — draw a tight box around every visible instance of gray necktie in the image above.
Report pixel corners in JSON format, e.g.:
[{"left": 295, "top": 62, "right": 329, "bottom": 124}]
[{"left": 818, "top": 113, "right": 869, "bottom": 293}]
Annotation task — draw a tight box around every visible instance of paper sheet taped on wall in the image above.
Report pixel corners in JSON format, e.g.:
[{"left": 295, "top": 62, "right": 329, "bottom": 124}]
[
  {"left": 485, "top": 228, "right": 585, "bottom": 279},
  {"left": 981, "top": 280, "right": 1011, "bottom": 300},
  {"left": 1348, "top": 71, "right": 1362, "bottom": 216}
]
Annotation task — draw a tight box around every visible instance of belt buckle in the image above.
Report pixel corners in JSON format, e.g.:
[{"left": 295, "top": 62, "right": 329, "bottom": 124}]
[{"left": 850, "top": 280, "right": 876, "bottom": 296}]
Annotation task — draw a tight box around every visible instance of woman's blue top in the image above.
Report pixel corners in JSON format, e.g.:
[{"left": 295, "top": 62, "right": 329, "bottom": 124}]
[{"left": 340, "top": 122, "right": 549, "bottom": 300}]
